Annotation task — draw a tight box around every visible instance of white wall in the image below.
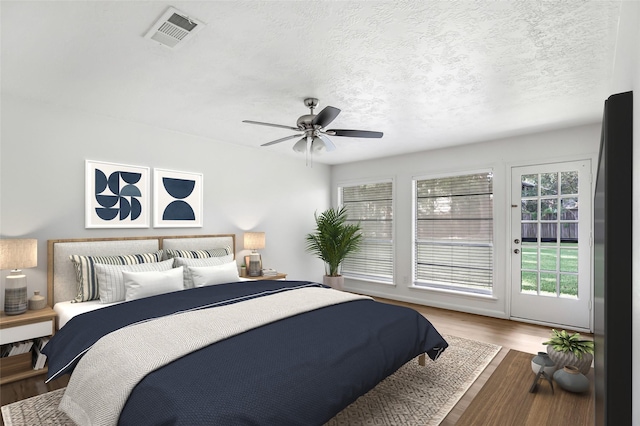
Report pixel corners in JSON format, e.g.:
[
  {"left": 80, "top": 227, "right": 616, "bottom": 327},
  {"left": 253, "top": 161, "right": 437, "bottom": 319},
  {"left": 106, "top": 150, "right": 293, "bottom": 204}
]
[
  {"left": 610, "top": 1, "right": 640, "bottom": 421},
  {"left": 0, "top": 95, "right": 331, "bottom": 306},
  {"left": 332, "top": 123, "right": 601, "bottom": 319}
]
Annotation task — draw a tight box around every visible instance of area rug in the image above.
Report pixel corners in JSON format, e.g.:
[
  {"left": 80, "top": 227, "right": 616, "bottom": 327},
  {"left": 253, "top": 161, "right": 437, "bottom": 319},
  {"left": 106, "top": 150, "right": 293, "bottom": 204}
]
[{"left": 2, "top": 335, "right": 500, "bottom": 426}]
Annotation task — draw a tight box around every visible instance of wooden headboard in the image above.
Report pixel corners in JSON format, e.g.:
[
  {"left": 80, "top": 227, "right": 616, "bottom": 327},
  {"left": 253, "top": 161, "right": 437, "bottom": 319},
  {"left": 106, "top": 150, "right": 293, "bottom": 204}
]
[{"left": 47, "top": 234, "right": 236, "bottom": 307}]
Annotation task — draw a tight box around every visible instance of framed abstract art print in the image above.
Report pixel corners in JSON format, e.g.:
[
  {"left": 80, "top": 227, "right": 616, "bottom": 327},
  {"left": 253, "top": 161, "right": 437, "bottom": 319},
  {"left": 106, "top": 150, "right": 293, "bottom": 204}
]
[
  {"left": 153, "top": 168, "right": 203, "bottom": 228},
  {"left": 85, "top": 160, "right": 150, "bottom": 228}
]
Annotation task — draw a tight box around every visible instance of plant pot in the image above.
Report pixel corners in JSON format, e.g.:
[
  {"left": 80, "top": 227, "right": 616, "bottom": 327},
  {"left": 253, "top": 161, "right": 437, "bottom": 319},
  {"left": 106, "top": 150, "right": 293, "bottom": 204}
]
[
  {"left": 547, "top": 345, "right": 593, "bottom": 375},
  {"left": 323, "top": 275, "right": 344, "bottom": 290},
  {"left": 553, "top": 365, "right": 590, "bottom": 393}
]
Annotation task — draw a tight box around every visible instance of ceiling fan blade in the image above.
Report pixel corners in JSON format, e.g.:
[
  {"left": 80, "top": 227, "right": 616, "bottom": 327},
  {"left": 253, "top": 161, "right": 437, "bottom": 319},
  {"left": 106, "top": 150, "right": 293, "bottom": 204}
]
[
  {"left": 243, "top": 120, "right": 299, "bottom": 131},
  {"left": 327, "top": 129, "right": 383, "bottom": 138},
  {"left": 311, "top": 106, "right": 341, "bottom": 128},
  {"left": 317, "top": 134, "right": 336, "bottom": 151},
  {"left": 261, "top": 134, "right": 303, "bottom": 147}
]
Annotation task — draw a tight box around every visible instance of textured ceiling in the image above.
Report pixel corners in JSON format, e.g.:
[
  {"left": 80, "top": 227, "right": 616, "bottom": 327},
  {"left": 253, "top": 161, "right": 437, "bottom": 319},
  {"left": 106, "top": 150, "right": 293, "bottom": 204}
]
[{"left": 1, "top": 1, "right": 622, "bottom": 165}]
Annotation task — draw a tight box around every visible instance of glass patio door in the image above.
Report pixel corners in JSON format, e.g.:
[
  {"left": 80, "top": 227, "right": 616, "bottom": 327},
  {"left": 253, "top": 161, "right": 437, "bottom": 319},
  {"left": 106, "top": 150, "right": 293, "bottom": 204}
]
[{"left": 510, "top": 161, "right": 591, "bottom": 330}]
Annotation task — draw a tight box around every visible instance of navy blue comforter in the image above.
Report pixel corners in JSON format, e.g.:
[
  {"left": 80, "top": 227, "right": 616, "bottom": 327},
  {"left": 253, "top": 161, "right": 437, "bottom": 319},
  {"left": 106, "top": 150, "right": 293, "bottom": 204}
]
[{"left": 44, "top": 281, "right": 448, "bottom": 425}]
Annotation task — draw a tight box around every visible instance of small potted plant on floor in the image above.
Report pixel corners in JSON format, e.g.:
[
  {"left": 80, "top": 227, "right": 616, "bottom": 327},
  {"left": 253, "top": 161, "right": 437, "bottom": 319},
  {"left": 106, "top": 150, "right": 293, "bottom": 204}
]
[
  {"left": 543, "top": 329, "right": 594, "bottom": 375},
  {"left": 305, "top": 206, "right": 362, "bottom": 290}
]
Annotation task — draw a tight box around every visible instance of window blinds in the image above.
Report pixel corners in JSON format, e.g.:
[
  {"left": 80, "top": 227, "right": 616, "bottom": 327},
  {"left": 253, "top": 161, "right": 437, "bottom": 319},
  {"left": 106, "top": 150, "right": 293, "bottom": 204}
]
[
  {"left": 414, "top": 172, "right": 493, "bottom": 293},
  {"left": 340, "top": 182, "right": 393, "bottom": 283}
]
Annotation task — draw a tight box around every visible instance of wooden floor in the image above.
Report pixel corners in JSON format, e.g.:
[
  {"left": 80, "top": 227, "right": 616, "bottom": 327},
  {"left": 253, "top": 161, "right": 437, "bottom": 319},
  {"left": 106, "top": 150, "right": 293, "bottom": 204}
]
[
  {"left": 456, "top": 350, "right": 594, "bottom": 426},
  {"left": 374, "top": 298, "right": 594, "bottom": 425},
  {"left": 0, "top": 299, "right": 593, "bottom": 425}
]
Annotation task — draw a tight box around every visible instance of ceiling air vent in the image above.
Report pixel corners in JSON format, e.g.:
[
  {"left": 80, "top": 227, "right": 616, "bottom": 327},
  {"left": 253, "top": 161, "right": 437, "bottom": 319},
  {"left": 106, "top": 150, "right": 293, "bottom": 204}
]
[{"left": 144, "top": 7, "right": 205, "bottom": 49}]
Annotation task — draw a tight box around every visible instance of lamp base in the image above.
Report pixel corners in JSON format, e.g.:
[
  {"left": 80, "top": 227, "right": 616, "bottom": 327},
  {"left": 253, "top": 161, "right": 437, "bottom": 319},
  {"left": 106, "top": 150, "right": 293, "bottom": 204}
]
[
  {"left": 4, "top": 271, "right": 28, "bottom": 315},
  {"left": 246, "top": 253, "right": 262, "bottom": 277}
]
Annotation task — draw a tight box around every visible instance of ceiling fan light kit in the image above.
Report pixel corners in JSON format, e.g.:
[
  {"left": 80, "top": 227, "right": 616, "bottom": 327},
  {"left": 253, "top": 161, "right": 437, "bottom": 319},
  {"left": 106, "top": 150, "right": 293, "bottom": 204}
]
[
  {"left": 292, "top": 137, "right": 326, "bottom": 154},
  {"left": 243, "top": 98, "right": 383, "bottom": 165}
]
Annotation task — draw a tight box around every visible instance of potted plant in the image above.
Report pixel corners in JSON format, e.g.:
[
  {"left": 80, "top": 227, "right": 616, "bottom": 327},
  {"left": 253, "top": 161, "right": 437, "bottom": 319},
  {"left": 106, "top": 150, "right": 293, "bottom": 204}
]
[
  {"left": 543, "top": 329, "right": 594, "bottom": 375},
  {"left": 305, "top": 206, "right": 362, "bottom": 290}
]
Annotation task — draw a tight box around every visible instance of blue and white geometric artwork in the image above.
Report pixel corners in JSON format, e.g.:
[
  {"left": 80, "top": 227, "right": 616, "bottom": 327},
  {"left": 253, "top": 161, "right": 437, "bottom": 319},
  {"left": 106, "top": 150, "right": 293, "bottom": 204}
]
[
  {"left": 153, "top": 168, "right": 203, "bottom": 228},
  {"left": 85, "top": 160, "right": 150, "bottom": 228}
]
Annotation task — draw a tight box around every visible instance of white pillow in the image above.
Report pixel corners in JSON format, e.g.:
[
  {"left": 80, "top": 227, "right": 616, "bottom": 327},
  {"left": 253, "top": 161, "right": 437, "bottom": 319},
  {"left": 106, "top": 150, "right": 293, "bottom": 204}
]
[
  {"left": 189, "top": 262, "right": 240, "bottom": 287},
  {"left": 95, "top": 259, "right": 174, "bottom": 303},
  {"left": 173, "top": 254, "right": 234, "bottom": 288},
  {"left": 123, "top": 267, "right": 184, "bottom": 301}
]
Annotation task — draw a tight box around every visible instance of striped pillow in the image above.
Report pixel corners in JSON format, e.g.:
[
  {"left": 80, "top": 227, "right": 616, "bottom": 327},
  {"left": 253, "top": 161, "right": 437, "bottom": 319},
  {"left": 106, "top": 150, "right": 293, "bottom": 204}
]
[
  {"left": 165, "top": 246, "right": 231, "bottom": 259},
  {"left": 69, "top": 250, "right": 163, "bottom": 302},
  {"left": 95, "top": 259, "right": 175, "bottom": 303}
]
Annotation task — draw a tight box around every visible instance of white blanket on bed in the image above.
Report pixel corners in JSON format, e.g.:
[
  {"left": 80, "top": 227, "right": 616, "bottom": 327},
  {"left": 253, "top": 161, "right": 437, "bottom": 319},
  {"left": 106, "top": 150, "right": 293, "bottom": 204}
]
[{"left": 59, "top": 287, "right": 371, "bottom": 426}]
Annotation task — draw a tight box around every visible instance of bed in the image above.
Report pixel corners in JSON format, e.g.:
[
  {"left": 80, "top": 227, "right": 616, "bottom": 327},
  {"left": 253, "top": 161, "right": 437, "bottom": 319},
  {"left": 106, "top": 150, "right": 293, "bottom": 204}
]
[{"left": 43, "top": 234, "right": 448, "bottom": 426}]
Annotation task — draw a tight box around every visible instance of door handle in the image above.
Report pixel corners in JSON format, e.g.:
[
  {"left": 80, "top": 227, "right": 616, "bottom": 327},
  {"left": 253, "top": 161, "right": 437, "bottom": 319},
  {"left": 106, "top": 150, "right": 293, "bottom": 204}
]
[{"left": 514, "top": 249, "right": 520, "bottom": 254}]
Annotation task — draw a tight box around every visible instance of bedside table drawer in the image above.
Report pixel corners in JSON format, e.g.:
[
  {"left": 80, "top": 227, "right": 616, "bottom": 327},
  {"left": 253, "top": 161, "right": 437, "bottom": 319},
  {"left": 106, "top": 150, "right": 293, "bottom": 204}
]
[{"left": 0, "top": 319, "right": 54, "bottom": 345}]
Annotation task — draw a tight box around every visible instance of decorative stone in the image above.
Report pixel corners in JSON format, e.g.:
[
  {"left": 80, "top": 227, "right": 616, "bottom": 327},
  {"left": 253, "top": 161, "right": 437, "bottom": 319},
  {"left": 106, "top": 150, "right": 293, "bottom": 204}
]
[{"left": 553, "top": 365, "right": 590, "bottom": 393}]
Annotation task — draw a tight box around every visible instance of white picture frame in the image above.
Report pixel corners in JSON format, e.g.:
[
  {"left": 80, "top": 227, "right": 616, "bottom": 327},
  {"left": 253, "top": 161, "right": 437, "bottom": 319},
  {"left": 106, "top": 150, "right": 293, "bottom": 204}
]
[
  {"left": 85, "top": 160, "right": 150, "bottom": 228},
  {"left": 153, "top": 168, "right": 203, "bottom": 228}
]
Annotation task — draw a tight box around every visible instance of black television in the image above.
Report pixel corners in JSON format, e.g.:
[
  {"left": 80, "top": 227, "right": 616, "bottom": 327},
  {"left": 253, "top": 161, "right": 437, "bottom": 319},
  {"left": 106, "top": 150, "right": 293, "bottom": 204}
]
[{"left": 594, "top": 90, "right": 633, "bottom": 426}]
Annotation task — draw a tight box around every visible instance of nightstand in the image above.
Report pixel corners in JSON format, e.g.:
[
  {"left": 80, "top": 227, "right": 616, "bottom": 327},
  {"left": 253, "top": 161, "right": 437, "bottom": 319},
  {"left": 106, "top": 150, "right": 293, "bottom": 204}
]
[
  {"left": 0, "top": 306, "right": 56, "bottom": 384},
  {"left": 243, "top": 273, "right": 288, "bottom": 281}
]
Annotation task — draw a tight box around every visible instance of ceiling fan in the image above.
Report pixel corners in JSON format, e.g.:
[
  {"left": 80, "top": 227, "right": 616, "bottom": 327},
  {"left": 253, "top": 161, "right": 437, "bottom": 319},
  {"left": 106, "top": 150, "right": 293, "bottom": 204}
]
[{"left": 242, "top": 98, "right": 383, "bottom": 163}]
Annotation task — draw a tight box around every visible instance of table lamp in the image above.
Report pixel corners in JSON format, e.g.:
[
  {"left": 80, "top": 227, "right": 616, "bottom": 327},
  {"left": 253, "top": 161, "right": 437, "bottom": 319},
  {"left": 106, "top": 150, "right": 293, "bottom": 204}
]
[
  {"left": 0, "top": 239, "right": 37, "bottom": 315},
  {"left": 243, "top": 232, "right": 265, "bottom": 277}
]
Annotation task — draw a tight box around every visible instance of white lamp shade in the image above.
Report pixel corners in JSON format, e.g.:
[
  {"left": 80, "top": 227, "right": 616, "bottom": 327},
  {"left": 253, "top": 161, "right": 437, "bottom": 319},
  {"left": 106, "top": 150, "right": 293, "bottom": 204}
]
[
  {"left": 292, "top": 137, "right": 307, "bottom": 153},
  {"left": 312, "top": 136, "right": 326, "bottom": 153},
  {"left": 244, "top": 232, "right": 265, "bottom": 251},
  {"left": 292, "top": 137, "right": 325, "bottom": 154},
  {"left": 0, "top": 239, "right": 37, "bottom": 270}
]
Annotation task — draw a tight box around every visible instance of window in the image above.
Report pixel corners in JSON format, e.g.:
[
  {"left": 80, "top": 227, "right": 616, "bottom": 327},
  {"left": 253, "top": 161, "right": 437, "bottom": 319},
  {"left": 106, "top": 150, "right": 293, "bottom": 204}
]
[
  {"left": 414, "top": 172, "right": 493, "bottom": 294},
  {"left": 339, "top": 181, "right": 393, "bottom": 283}
]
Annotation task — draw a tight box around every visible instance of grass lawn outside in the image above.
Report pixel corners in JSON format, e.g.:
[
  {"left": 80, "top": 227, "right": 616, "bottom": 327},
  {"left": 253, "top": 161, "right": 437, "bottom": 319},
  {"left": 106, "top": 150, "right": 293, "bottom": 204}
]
[{"left": 521, "top": 243, "right": 578, "bottom": 297}]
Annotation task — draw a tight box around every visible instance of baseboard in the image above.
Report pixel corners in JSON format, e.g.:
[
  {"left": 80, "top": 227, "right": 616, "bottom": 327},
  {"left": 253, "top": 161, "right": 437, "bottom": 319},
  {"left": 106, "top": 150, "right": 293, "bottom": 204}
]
[{"left": 343, "top": 286, "right": 509, "bottom": 320}]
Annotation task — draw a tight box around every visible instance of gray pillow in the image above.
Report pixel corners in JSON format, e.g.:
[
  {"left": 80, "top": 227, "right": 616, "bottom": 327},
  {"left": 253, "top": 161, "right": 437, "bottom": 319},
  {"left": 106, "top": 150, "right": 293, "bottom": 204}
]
[
  {"left": 95, "top": 259, "right": 174, "bottom": 303},
  {"left": 173, "top": 254, "right": 234, "bottom": 288}
]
